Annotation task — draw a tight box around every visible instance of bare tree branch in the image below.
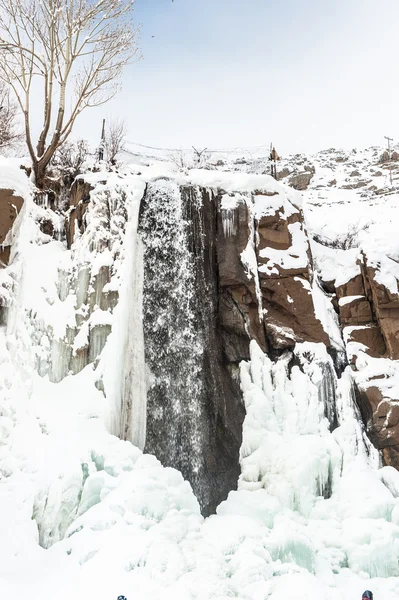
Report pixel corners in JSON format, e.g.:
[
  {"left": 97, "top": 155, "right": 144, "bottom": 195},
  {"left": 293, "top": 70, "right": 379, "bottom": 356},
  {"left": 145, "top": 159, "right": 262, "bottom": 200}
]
[
  {"left": 0, "top": 0, "right": 140, "bottom": 187},
  {"left": 0, "top": 80, "right": 23, "bottom": 150},
  {"left": 105, "top": 118, "right": 126, "bottom": 166}
]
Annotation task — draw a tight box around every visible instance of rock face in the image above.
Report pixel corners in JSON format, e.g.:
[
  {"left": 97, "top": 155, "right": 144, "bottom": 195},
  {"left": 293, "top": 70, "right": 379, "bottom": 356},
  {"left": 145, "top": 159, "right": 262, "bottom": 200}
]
[
  {"left": 135, "top": 146, "right": 399, "bottom": 502},
  {"left": 65, "top": 178, "right": 92, "bottom": 249},
  {"left": 0, "top": 188, "right": 24, "bottom": 266},
  {"left": 335, "top": 253, "right": 399, "bottom": 469},
  {"left": 218, "top": 191, "right": 329, "bottom": 353},
  {"left": 139, "top": 179, "right": 331, "bottom": 515}
]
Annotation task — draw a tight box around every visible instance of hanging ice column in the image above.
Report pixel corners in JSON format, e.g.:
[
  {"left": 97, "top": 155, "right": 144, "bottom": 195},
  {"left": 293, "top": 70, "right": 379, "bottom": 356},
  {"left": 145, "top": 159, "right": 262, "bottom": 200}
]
[
  {"left": 238, "top": 340, "right": 377, "bottom": 516},
  {"left": 118, "top": 214, "right": 146, "bottom": 449},
  {"left": 96, "top": 178, "right": 148, "bottom": 450}
]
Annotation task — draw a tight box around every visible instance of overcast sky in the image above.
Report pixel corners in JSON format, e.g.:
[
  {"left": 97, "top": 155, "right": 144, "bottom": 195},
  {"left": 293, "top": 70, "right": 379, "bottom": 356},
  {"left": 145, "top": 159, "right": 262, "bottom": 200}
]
[{"left": 78, "top": 0, "right": 399, "bottom": 156}]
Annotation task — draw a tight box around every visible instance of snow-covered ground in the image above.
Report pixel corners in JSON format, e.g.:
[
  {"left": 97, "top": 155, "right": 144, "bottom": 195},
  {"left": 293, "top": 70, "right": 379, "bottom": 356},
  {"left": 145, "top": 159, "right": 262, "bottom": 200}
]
[{"left": 1, "top": 148, "right": 399, "bottom": 600}]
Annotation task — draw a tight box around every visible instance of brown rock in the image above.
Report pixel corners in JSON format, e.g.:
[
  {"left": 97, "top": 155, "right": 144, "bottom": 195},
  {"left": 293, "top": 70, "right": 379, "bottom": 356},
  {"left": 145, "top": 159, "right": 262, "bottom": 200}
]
[
  {"left": 357, "top": 384, "right": 399, "bottom": 470},
  {"left": 336, "top": 274, "right": 364, "bottom": 298},
  {"left": 260, "top": 276, "right": 330, "bottom": 348},
  {"left": 289, "top": 172, "right": 314, "bottom": 191},
  {"left": 219, "top": 287, "right": 266, "bottom": 359},
  {"left": 345, "top": 325, "right": 386, "bottom": 357},
  {"left": 358, "top": 259, "right": 399, "bottom": 358},
  {"left": 339, "top": 298, "right": 373, "bottom": 326},
  {"left": 382, "top": 446, "right": 399, "bottom": 469},
  {"left": 0, "top": 188, "right": 24, "bottom": 266},
  {"left": 216, "top": 189, "right": 329, "bottom": 352},
  {"left": 257, "top": 210, "right": 291, "bottom": 251},
  {"left": 277, "top": 168, "right": 291, "bottom": 179},
  {"left": 65, "top": 179, "right": 92, "bottom": 249},
  {"left": 38, "top": 218, "right": 55, "bottom": 237},
  {"left": 218, "top": 197, "right": 251, "bottom": 287},
  {"left": 0, "top": 246, "right": 11, "bottom": 267}
]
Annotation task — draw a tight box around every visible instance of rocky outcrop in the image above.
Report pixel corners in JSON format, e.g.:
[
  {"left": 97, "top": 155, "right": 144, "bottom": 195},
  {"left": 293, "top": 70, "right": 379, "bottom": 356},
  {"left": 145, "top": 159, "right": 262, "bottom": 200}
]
[
  {"left": 65, "top": 178, "right": 92, "bottom": 249},
  {"left": 288, "top": 171, "right": 314, "bottom": 190},
  {"left": 359, "top": 262, "right": 399, "bottom": 358},
  {"left": 218, "top": 192, "right": 329, "bottom": 354},
  {"left": 355, "top": 384, "right": 399, "bottom": 469},
  {"left": 335, "top": 253, "right": 399, "bottom": 469},
  {"left": 337, "top": 255, "right": 399, "bottom": 360},
  {"left": 0, "top": 189, "right": 24, "bottom": 266}
]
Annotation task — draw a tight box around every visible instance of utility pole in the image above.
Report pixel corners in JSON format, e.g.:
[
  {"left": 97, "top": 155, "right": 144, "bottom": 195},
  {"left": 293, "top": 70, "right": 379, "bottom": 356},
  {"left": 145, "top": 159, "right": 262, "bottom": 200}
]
[
  {"left": 384, "top": 135, "right": 393, "bottom": 187},
  {"left": 98, "top": 119, "right": 106, "bottom": 161}
]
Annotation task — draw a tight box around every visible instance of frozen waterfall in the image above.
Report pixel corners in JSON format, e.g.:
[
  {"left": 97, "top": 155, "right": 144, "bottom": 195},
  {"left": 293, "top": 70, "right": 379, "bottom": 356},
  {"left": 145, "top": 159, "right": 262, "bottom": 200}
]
[
  {"left": 138, "top": 179, "right": 205, "bottom": 502},
  {"left": 1, "top": 161, "right": 399, "bottom": 600}
]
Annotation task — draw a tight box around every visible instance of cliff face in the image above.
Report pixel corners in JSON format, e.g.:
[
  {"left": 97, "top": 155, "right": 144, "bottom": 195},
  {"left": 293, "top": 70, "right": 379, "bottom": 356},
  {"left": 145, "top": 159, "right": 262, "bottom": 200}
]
[
  {"left": 335, "top": 257, "right": 399, "bottom": 469},
  {"left": 216, "top": 190, "right": 330, "bottom": 355},
  {"left": 1, "top": 145, "right": 398, "bottom": 516},
  {"left": 137, "top": 175, "right": 334, "bottom": 514},
  {"left": 124, "top": 152, "right": 399, "bottom": 508},
  {"left": 295, "top": 146, "right": 399, "bottom": 473},
  {"left": 138, "top": 181, "right": 245, "bottom": 515}
]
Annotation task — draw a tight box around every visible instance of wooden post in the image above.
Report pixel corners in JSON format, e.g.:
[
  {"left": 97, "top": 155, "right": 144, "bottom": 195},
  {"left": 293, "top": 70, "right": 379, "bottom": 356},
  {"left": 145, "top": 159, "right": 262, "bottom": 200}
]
[
  {"left": 98, "top": 119, "right": 106, "bottom": 161},
  {"left": 269, "top": 143, "right": 278, "bottom": 179}
]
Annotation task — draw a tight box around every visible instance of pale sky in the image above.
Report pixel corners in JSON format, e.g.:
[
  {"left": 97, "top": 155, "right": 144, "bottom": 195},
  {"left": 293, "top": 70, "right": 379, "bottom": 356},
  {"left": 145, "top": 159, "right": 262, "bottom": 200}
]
[{"left": 76, "top": 0, "right": 399, "bottom": 156}]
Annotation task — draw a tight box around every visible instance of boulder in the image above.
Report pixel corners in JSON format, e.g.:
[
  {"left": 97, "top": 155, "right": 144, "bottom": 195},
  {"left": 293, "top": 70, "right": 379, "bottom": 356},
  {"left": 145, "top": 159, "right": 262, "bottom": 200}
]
[{"left": 288, "top": 171, "right": 313, "bottom": 191}]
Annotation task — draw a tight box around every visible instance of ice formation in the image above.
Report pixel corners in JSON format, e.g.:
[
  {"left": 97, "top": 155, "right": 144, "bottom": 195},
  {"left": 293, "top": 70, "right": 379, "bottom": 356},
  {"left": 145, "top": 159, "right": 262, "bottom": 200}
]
[{"left": 1, "top": 150, "right": 399, "bottom": 600}]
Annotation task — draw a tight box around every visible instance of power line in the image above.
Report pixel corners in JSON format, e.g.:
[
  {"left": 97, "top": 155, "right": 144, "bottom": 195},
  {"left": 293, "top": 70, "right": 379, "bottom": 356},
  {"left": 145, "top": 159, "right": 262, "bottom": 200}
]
[{"left": 124, "top": 140, "right": 271, "bottom": 155}]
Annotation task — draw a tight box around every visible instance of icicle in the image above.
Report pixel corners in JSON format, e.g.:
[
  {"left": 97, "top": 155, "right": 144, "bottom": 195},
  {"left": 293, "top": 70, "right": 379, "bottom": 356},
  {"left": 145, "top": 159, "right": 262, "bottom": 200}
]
[{"left": 221, "top": 208, "right": 237, "bottom": 237}]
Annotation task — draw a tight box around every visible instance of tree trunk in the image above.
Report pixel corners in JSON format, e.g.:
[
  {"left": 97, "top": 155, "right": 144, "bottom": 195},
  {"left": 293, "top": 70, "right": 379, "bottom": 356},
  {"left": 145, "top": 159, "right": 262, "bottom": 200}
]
[
  {"left": 34, "top": 161, "right": 47, "bottom": 190},
  {"left": 36, "top": 132, "right": 47, "bottom": 159}
]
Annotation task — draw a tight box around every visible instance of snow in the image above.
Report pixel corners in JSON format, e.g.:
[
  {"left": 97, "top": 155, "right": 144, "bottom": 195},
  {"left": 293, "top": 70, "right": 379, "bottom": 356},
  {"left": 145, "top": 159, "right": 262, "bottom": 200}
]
[
  {"left": 1, "top": 150, "right": 399, "bottom": 600},
  {"left": 311, "top": 275, "right": 345, "bottom": 351},
  {"left": 308, "top": 242, "right": 361, "bottom": 288},
  {"left": 338, "top": 295, "right": 365, "bottom": 307}
]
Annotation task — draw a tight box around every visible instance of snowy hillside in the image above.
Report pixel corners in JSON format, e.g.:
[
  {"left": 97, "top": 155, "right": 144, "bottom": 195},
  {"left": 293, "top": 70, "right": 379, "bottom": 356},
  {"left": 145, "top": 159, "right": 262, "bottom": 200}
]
[{"left": 1, "top": 146, "right": 399, "bottom": 600}]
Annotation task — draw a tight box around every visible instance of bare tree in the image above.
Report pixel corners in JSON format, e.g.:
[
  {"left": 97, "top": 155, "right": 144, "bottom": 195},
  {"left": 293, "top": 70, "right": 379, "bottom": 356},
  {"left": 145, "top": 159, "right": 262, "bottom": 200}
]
[
  {"left": 0, "top": 0, "right": 140, "bottom": 188},
  {"left": 168, "top": 149, "right": 192, "bottom": 171},
  {"left": 0, "top": 80, "right": 23, "bottom": 150},
  {"left": 51, "top": 138, "right": 89, "bottom": 181},
  {"left": 192, "top": 145, "right": 210, "bottom": 167},
  {"left": 105, "top": 118, "right": 126, "bottom": 166}
]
